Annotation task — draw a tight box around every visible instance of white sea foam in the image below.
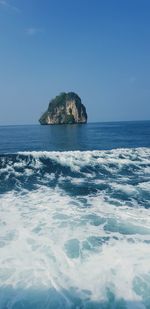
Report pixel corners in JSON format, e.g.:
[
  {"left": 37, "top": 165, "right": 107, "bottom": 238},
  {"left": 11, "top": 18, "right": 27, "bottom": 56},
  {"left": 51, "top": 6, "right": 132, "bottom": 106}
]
[
  {"left": 0, "top": 148, "right": 150, "bottom": 308},
  {"left": 0, "top": 186, "right": 150, "bottom": 308},
  {"left": 138, "top": 181, "right": 150, "bottom": 191},
  {"left": 18, "top": 148, "right": 150, "bottom": 174}
]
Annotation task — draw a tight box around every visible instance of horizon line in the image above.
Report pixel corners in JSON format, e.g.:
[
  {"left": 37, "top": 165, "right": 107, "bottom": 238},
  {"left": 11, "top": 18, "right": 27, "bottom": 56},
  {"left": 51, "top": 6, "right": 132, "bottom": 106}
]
[{"left": 0, "top": 119, "right": 150, "bottom": 127}]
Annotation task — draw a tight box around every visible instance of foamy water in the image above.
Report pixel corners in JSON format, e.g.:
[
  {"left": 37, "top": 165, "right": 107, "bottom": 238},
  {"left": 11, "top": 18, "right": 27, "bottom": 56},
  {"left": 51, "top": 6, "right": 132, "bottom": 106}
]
[{"left": 0, "top": 148, "right": 150, "bottom": 308}]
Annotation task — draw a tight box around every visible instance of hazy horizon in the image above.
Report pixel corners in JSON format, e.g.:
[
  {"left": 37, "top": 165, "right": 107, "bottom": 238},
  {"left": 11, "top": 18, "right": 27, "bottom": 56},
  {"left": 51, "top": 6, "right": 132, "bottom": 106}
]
[{"left": 0, "top": 0, "right": 150, "bottom": 125}]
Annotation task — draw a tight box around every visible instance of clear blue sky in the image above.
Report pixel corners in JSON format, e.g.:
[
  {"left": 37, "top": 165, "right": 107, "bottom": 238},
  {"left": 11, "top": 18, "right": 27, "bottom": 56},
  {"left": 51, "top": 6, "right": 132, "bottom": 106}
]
[{"left": 0, "top": 0, "right": 150, "bottom": 124}]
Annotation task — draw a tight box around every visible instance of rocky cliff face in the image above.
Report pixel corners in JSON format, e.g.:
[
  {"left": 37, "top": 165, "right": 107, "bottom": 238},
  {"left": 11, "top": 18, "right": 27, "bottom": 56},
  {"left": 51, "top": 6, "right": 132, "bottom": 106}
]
[{"left": 39, "top": 92, "right": 87, "bottom": 125}]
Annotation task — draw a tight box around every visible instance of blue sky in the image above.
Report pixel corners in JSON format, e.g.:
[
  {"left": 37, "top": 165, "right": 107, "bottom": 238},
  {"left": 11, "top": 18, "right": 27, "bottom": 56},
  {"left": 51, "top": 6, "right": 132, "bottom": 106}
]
[{"left": 0, "top": 0, "right": 150, "bottom": 124}]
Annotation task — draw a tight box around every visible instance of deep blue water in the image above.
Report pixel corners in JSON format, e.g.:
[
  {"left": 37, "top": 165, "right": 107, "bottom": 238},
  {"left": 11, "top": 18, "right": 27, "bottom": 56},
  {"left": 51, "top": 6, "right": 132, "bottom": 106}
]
[
  {"left": 0, "top": 121, "right": 150, "bottom": 309},
  {"left": 0, "top": 121, "right": 150, "bottom": 153}
]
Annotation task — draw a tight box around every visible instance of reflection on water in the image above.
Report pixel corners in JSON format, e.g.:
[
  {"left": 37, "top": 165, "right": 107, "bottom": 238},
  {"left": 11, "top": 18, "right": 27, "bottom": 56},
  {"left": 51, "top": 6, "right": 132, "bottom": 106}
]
[{"left": 44, "top": 124, "right": 88, "bottom": 150}]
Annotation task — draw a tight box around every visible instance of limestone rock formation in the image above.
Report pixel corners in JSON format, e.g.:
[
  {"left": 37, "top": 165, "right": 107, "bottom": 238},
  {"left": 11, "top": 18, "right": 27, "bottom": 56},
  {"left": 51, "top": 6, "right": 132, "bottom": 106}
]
[{"left": 39, "top": 92, "right": 87, "bottom": 125}]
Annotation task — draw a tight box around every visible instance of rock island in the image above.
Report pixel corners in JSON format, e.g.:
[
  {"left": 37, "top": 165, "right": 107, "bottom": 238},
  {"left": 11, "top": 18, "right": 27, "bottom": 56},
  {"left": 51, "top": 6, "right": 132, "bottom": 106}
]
[{"left": 39, "top": 92, "right": 87, "bottom": 125}]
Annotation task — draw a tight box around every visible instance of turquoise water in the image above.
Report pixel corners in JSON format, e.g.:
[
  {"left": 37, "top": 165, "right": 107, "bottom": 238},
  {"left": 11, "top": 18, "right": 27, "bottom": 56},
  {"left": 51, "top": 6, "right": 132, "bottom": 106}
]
[{"left": 0, "top": 121, "right": 150, "bottom": 308}]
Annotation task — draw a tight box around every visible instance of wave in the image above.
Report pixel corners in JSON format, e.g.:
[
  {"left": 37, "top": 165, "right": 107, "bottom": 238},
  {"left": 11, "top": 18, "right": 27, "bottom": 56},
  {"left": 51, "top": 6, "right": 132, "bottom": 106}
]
[{"left": 0, "top": 148, "right": 150, "bottom": 208}]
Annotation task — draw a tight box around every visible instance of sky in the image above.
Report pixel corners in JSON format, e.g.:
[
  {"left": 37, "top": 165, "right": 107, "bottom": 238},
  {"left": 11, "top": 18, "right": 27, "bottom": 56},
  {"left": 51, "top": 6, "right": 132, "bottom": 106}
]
[{"left": 0, "top": 0, "right": 150, "bottom": 124}]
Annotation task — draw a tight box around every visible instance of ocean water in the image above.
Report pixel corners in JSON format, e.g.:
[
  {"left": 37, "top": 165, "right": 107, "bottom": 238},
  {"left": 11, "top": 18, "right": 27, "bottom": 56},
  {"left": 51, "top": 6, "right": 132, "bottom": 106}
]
[{"left": 0, "top": 121, "right": 150, "bottom": 309}]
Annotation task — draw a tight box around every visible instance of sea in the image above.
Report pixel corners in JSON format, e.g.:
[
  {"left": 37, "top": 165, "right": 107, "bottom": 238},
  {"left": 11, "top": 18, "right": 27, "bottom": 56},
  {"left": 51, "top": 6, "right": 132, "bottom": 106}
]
[{"left": 0, "top": 121, "right": 150, "bottom": 309}]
